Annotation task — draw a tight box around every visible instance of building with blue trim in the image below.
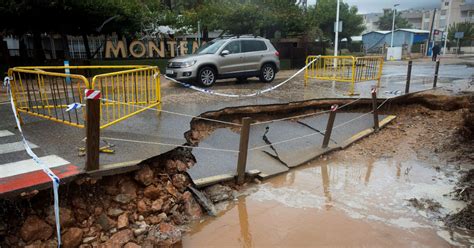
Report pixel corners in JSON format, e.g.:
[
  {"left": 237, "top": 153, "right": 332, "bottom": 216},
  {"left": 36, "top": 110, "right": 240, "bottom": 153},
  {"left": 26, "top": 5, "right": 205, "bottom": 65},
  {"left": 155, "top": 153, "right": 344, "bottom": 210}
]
[{"left": 362, "top": 29, "right": 430, "bottom": 53}]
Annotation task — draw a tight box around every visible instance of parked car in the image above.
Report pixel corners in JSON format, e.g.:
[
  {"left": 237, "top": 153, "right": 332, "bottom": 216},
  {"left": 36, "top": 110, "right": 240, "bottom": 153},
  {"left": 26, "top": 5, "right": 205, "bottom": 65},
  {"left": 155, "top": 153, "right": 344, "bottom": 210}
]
[{"left": 165, "top": 36, "right": 280, "bottom": 87}]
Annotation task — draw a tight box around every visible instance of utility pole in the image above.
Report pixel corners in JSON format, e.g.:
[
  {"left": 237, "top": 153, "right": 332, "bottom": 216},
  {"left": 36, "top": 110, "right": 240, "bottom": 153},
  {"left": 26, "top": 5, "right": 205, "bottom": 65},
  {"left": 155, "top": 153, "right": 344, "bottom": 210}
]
[
  {"left": 426, "top": 9, "right": 437, "bottom": 56},
  {"left": 443, "top": 0, "right": 452, "bottom": 55},
  {"left": 390, "top": 4, "right": 400, "bottom": 47}
]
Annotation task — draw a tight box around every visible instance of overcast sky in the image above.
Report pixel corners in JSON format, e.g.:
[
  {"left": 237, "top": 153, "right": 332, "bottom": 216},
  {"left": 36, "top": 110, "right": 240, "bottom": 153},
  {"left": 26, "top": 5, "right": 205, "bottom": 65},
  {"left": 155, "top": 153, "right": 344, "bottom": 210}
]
[{"left": 307, "top": 0, "right": 440, "bottom": 14}]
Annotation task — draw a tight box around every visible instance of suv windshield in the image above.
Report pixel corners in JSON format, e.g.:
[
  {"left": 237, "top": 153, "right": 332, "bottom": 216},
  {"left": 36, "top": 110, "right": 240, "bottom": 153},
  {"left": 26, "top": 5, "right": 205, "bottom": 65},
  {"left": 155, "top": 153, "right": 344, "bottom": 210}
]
[{"left": 194, "top": 40, "right": 226, "bottom": 54}]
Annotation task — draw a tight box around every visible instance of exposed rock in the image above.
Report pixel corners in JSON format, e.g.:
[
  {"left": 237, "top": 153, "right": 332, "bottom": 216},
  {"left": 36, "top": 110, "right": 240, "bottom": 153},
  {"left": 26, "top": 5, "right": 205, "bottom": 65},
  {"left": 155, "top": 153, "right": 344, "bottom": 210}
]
[
  {"left": 119, "top": 179, "right": 138, "bottom": 197},
  {"left": 74, "top": 208, "right": 90, "bottom": 223},
  {"left": 182, "top": 191, "right": 203, "bottom": 220},
  {"left": 147, "top": 213, "right": 167, "bottom": 225},
  {"left": 134, "top": 165, "right": 154, "bottom": 186},
  {"left": 137, "top": 199, "right": 150, "bottom": 214},
  {"left": 82, "top": 236, "right": 96, "bottom": 244},
  {"left": 172, "top": 174, "right": 189, "bottom": 192},
  {"left": 124, "top": 242, "right": 141, "bottom": 248},
  {"left": 25, "top": 240, "right": 44, "bottom": 248},
  {"left": 133, "top": 221, "right": 149, "bottom": 237},
  {"left": 147, "top": 223, "right": 182, "bottom": 246},
  {"left": 204, "top": 184, "right": 234, "bottom": 203},
  {"left": 164, "top": 160, "right": 179, "bottom": 173},
  {"left": 46, "top": 207, "right": 75, "bottom": 228},
  {"left": 162, "top": 199, "right": 175, "bottom": 213},
  {"left": 93, "top": 207, "right": 103, "bottom": 216},
  {"left": 165, "top": 181, "right": 180, "bottom": 198},
  {"left": 20, "top": 216, "right": 53, "bottom": 242},
  {"left": 176, "top": 160, "right": 189, "bottom": 172},
  {"left": 100, "top": 229, "right": 133, "bottom": 247},
  {"left": 144, "top": 185, "right": 162, "bottom": 200},
  {"left": 151, "top": 199, "right": 164, "bottom": 212},
  {"left": 104, "top": 185, "right": 119, "bottom": 195},
  {"left": 117, "top": 213, "right": 129, "bottom": 230},
  {"left": 107, "top": 208, "right": 124, "bottom": 217},
  {"left": 62, "top": 227, "right": 83, "bottom": 248},
  {"left": 96, "top": 213, "right": 115, "bottom": 231},
  {"left": 114, "top": 194, "right": 134, "bottom": 204},
  {"left": 72, "top": 197, "right": 87, "bottom": 210}
]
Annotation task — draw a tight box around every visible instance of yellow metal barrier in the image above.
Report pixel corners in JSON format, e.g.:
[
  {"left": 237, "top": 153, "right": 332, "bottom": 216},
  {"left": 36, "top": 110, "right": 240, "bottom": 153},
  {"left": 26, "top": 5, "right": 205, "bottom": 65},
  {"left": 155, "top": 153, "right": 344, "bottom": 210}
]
[
  {"left": 304, "top": 55, "right": 384, "bottom": 95},
  {"left": 91, "top": 67, "right": 161, "bottom": 129},
  {"left": 7, "top": 65, "right": 161, "bottom": 129}
]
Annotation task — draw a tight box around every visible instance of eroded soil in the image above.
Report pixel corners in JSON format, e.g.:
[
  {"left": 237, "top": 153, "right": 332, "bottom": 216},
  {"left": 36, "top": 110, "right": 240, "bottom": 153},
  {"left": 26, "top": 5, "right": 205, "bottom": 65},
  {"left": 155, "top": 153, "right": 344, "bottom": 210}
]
[{"left": 183, "top": 102, "right": 474, "bottom": 247}]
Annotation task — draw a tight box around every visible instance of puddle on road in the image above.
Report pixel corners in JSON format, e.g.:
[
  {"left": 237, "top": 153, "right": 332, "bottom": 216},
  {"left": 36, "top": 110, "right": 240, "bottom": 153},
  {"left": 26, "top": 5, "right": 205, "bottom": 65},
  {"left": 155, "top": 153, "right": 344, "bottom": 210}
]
[{"left": 183, "top": 156, "right": 473, "bottom": 247}]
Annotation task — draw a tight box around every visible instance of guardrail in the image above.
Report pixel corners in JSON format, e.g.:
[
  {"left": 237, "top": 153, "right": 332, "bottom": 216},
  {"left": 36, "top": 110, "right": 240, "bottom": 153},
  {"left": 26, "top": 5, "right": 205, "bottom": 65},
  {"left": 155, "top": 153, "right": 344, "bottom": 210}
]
[{"left": 304, "top": 55, "right": 384, "bottom": 95}]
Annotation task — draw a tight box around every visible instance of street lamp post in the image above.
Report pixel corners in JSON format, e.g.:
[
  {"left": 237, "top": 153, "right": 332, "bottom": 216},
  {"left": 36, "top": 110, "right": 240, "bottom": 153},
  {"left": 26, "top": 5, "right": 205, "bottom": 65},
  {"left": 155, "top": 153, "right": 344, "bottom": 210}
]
[
  {"left": 390, "top": 4, "right": 400, "bottom": 47},
  {"left": 443, "top": 0, "right": 452, "bottom": 55},
  {"left": 334, "top": 0, "right": 340, "bottom": 57}
]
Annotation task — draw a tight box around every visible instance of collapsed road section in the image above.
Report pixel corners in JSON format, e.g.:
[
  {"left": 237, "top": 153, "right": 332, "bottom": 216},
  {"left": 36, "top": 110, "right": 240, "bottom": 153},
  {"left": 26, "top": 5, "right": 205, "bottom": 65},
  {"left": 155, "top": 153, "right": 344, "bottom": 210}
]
[{"left": 1, "top": 90, "right": 473, "bottom": 247}]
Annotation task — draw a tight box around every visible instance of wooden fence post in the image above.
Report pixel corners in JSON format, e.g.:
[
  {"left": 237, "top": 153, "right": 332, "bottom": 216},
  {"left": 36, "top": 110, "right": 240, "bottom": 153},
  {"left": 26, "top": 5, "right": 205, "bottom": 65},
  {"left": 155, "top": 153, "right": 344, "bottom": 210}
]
[
  {"left": 405, "top": 60, "right": 412, "bottom": 94},
  {"left": 236, "top": 117, "right": 251, "bottom": 185},
  {"left": 322, "top": 105, "right": 338, "bottom": 149},
  {"left": 433, "top": 60, "right": 440, "bottom": 88},
  {"left": 85, "top": 90, "right": 101, "bottom": 171},
  {"left": 372, "top": 88, "right": 379, "bottom": 131}
]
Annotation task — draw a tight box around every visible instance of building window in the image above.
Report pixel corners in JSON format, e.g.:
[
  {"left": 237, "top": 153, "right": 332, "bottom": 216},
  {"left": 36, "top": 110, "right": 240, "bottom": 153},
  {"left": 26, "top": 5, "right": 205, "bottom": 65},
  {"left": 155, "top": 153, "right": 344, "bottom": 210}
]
[
  {"left": 67, "top": 35, "right": 106, "bottom": 59},
  {"left": 445, "top": 1, "right": 449, "bottom": 6},
  {"left": 439, "top": 19, "right": 446, "bottom": 28}
]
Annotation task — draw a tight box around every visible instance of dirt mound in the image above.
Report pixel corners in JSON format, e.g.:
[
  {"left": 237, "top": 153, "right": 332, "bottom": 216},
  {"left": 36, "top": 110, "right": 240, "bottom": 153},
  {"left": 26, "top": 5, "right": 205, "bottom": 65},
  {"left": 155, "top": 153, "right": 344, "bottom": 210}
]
[
  {"left": 408, "top": 198, "right": 442, "bottom": 212},
  {"left": 445, "top": 204, "right": 474, "bottom": 230},
  {"left": 451, "top": 169, "right": 474, "bottom": 203},
  {"left": 459, "top": 96, "right": 474, "bottom": 139}
]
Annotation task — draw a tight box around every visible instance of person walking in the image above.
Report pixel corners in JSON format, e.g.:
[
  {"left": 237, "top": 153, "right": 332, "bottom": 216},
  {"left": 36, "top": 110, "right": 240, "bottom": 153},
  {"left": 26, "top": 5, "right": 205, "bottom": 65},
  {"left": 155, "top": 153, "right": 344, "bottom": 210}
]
[{"left": 432, "top": 44, "right": 441, "bottom": 61}]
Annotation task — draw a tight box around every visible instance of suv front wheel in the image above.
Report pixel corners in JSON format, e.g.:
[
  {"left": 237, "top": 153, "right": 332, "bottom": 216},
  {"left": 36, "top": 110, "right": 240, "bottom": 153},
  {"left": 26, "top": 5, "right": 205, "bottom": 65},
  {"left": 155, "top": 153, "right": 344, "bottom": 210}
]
[
  {"left": 259, "top": 64, "right": 276, "bottom": 83},
  {"left": 197, "top": 67, "right": 216, "bottom": 87}
]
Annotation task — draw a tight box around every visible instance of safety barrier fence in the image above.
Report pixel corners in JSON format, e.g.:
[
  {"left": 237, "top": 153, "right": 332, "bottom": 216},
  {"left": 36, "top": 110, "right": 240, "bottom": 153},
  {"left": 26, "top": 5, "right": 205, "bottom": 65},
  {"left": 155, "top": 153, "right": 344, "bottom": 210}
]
[
  {"left": 7, "top": 65, "right": 161, "bottom": 129},
  {"left": 304, "top": 55, "right": 384, "bottom": 95}
]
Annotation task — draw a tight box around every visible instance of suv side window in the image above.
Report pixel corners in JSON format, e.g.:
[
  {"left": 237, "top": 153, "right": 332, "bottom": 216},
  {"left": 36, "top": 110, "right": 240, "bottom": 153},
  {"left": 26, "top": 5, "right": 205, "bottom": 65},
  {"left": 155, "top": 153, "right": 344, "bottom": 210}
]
[
  {"left": 242, "top": 40, "right": 267, "bottom": 53},
  {"left": 223, "top": 41, "right": 241, "bottom": 54}
]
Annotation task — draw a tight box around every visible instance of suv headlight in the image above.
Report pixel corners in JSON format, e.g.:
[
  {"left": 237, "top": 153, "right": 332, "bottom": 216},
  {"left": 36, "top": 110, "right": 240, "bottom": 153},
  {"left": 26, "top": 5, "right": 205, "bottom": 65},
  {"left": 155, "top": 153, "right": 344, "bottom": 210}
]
[{"left": 180, "top": 60, "right": 196, "bottom": 68}]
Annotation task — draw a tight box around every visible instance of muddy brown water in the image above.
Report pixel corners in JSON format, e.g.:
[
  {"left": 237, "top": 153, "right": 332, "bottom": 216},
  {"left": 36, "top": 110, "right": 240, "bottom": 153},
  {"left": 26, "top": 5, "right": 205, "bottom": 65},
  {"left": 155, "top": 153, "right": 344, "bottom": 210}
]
[{"left": 182, "top": 155, "right": 473, "bottom": 247}]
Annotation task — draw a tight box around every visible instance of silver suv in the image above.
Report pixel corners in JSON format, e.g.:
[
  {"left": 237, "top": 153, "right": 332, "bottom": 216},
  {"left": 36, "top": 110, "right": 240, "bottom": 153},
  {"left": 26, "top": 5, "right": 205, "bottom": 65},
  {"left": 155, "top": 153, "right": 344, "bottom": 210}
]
[{"left": 166, "top": 36, "right": 280, "bottom": 87}]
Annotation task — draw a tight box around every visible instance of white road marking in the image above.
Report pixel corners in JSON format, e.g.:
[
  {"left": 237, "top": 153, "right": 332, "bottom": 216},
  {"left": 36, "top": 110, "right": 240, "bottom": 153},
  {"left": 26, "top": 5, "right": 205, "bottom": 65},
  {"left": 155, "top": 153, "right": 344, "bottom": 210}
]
[
  {"left": 0, "top": 155, "right": 70, "bottom": 178},
  {"left": 0, "top": 141, "right": 38, "bottom": 155},
  {"left": 0, "top": 130, "right": 14, "bottom": 137}
]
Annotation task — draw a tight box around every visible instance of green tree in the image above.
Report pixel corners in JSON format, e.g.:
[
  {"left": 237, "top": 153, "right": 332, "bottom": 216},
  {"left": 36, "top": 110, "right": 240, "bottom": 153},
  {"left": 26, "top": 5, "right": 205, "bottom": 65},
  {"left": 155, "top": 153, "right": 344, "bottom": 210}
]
[
  {"left": 181, "top": 0, "right": 305, "bottom": 38},
  {"left": 377, "top": 8, "right": 412, "bottom": 30},
  {"left": 306, "top": 0, "right": 365, "bottom": 45},
  {"left": 0, "top": 0, "right": 150, "bottom": 60},
  {"left": 447, "top": 21, "right": 473, "bottom": 50}
]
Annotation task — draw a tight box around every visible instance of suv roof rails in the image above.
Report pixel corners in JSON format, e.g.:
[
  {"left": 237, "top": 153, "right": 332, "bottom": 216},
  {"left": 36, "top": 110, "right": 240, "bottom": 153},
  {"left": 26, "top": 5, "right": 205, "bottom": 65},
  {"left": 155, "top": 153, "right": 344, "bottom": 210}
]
[
  {"left": 215, "top": 34, "right": 265, "bottom": 40},
  {"left": 233, "top": 34, "right": 264, "bottom": 38}
]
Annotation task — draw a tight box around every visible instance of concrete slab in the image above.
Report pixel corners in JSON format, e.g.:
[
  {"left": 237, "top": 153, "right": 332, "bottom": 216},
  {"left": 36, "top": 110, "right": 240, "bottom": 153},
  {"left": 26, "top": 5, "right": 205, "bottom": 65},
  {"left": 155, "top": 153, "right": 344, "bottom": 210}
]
[
  {"left": 254, "top": 121, "right": 330, "bottom": 167},
  {"left": 187, "top": 128, "right": 288, "bottom": 185},
  {"left": 189, "top": 113, "right": 396, "bottom": 186},
  {"left": 298, "top": 113, "right": 388, "bottom": 145}
]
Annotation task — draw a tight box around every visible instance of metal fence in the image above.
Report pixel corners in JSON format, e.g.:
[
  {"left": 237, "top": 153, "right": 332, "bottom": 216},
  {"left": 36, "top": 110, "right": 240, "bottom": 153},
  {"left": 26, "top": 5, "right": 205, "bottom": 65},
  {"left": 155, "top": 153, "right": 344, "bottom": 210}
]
[
  {"left": 304, "top": 55, "right": 384, "bottom": 95},
  {"left": 7, "top": 65, "right": 161, "bottom": 129}
]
